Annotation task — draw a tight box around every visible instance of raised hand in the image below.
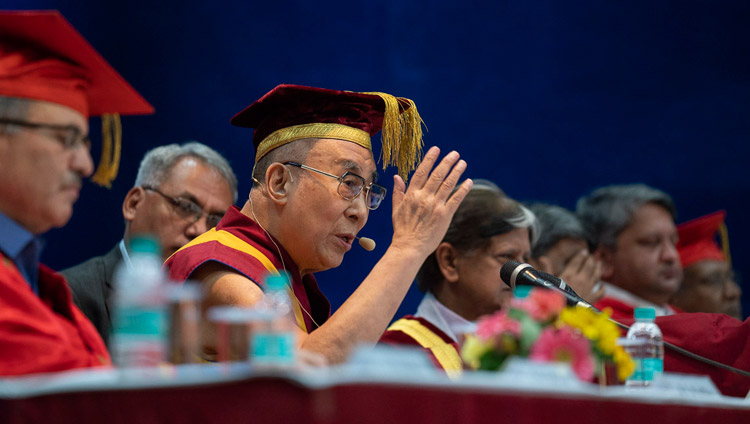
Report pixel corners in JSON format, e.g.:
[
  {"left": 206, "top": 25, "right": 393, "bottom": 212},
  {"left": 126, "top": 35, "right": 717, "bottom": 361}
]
[{"left": 390, "top": 146, "right": 472, "bottom": 257}]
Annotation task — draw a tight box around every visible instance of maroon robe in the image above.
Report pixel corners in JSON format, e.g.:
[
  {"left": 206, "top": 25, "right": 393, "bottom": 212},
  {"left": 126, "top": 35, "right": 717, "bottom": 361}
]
[
  {"left": 165, "top": 206, "right": 330, "bottom": 333},
  {"left": 597, "top": 296, "right": 750, "bottom": 397}
]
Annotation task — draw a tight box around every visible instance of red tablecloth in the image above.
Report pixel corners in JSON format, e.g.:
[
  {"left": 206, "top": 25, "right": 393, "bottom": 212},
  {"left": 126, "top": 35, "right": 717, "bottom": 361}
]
[{"left": 1, "top": 369, "right": 748, "bottom": 424}]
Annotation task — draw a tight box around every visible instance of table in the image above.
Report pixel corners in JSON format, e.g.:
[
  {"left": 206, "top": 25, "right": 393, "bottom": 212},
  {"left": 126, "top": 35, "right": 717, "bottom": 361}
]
[{"left": 1, "top": 359, "right": 748, "bottom": 423}]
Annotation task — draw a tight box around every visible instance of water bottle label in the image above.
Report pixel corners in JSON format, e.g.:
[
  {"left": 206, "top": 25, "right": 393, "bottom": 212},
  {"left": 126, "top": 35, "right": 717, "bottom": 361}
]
[
  {"left": 251, "top": 332, "right": 295, "bottom": 365},
  {"left": 110, "top": 306, "right": 168, "bottom": 366},
  {"left": 112, "top": 307, "right": 168, "bottom": 336},
  {"left": 631, "top": 358, "right": 663, "bottom": 381}
]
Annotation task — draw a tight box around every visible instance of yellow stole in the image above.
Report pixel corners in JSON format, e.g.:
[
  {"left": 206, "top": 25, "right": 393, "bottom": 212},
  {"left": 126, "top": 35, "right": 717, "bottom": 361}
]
[
  {"left": 171, "top": 228, "right": 308, "bottom": 333},
  {"left": 387, "top": 318, "right": 463, "bottom": 377}
]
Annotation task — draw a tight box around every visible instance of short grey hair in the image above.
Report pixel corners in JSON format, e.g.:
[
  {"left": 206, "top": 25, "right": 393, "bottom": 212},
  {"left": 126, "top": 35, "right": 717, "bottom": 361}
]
[
  {"left": 135, "top": 142, "right": 238, "bottom": 203},
  {"left": 526, "top": 203, "right": 586, "bottom": 258},
  {"left": 575, "top": 184, "right": 675, "bottom": 250},
  {"left": 251, "top": 138, "right": 317, "bottom": 187},
  {"left": 0, "top": 96, "right": 31, "bottom": 130}
]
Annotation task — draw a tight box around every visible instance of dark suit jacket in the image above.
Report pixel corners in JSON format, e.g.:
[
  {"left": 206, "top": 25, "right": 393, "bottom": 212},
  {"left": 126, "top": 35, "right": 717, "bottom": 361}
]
[{"left": 61, "top": 244, "right": 122, "bottom": 347}]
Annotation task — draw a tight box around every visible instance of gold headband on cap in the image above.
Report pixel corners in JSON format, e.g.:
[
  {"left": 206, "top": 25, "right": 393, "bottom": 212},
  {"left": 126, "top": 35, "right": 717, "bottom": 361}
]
[{"left": 252, "top": 90, "right": 424, "bottom": 182}]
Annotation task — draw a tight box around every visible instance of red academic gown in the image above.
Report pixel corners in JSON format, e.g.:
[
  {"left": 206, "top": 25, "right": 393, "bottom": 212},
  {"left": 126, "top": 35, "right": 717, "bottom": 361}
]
[
  {"left": 165, "top": 206, "right": 330, "bottom": 333},
  {"left": 596, "top": 296, "right": 750, "bottom": 397},
  {"left": 0, "top": 254, "right": 110, "bottom": 376},
  {"left": 380, "top": 315, "right": 463, "bottom": 376}
]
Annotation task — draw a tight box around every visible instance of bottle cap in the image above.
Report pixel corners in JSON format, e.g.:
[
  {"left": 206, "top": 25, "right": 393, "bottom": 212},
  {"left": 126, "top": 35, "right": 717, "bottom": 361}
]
[
  {"left": 514, "top": 285, "right": 532, "bottom": 299},
  {"left": 634, "top": 307, "right": 656, "bottom": 321},
  {"left": 265, "top": 271, "right": 291, "bottom": 292},
  {"left": 129, "top": 236, "right": 160, "bottom": 256}
]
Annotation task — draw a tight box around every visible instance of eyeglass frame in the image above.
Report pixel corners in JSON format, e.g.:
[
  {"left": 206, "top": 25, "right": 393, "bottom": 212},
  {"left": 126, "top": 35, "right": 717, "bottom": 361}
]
[
  {"left": 0, "top": 118, "right": 91, "bottom": 150},
  {"left": 142, "top": 185, "right": 225, "bottom": 229},
  {"left": 283, "top": 161, "right": 387, "bottom": 210}
]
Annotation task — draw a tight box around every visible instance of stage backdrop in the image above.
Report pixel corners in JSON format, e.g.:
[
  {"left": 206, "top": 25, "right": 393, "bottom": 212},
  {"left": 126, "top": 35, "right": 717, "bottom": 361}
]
[{"left": 7, "top": 0, "right": 750, "bottom": 319}]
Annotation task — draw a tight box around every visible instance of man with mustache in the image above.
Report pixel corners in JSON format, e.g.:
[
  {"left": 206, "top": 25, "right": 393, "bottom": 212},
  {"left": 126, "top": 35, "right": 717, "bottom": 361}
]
[
  {"left": 62, "top": 142, "right": 237, "bottom": 345},
  {"left": 577, "top": 184, "right": 750, "bottom": 397},
  {"left": 0, "top": 11, "right": 153, "bottom": 375}
]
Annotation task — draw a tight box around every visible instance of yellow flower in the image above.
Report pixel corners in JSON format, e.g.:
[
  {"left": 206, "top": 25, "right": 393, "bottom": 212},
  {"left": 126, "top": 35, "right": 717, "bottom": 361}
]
[
  {"left": 461, "top": 334, "right": 492, "bottom": 370},
  {"left": 613, "top": 345, "right": 635, "bottom": 381},
  {"left": 559, "top": 307, "right": 623, "bottom": 358}
]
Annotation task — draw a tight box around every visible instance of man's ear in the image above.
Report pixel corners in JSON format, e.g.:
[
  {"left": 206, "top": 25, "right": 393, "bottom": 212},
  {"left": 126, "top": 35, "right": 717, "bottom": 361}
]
[
  {"left": 595, "top": 246, "right": 614, "bottom": 281},
  {"left": 436, "top": 242, "right": 460, "bottom": 283},
  {"left": 122, "top": 187, "right": 145, "bottom": 222},
  {"left": 265, "top": 163, "right": 295, "bottom": 205}
]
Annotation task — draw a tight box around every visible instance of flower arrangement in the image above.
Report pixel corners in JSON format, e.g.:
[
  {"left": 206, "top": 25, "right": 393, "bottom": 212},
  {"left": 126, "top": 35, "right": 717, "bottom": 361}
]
[{"left": 461, "top": 288, "right": 635, "bottom": 383}]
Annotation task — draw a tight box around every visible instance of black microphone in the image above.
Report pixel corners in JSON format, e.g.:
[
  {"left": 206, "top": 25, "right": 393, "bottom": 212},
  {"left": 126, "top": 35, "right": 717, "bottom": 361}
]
[{"left": 500, "top": 260, "right": 597, "bottom": 310}]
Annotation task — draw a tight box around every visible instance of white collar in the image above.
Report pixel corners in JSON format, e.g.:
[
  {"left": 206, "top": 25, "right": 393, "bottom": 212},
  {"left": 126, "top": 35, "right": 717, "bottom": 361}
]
[
  {"left": 602, "top": 282, "right": 676, "bottom": 316},
  {"left": 118, "top": 239, "right": 133, "bottom": 271},
  {"left": 414, "top": 292, "right": 476, "bottom": 344}
]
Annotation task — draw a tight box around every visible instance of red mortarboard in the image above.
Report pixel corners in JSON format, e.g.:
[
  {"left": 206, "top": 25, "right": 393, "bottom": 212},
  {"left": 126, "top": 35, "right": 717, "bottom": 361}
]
[
  {"left": 231, "top": 84, "right": 424, "bottom": 180},
  {"left": 676, "top": 210, "right": 730, "bottom": 268},
  {"left": 0, "top": 10, "right": 154, "bottom": 186}
]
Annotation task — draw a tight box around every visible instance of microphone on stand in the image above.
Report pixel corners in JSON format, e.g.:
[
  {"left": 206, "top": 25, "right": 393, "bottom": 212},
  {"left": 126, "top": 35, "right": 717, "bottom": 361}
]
[
  {"left": 357, "top": 236, "right": 376, "bottom": 251},
  {"left": 500, "top": 260, "right": 597, "bottom": 311}
]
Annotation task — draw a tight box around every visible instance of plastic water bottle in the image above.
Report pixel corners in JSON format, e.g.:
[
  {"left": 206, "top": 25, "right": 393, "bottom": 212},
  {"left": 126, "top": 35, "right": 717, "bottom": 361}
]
[
  {"left": 110, "top": 236, "right": 168, "bottom": 367},
  {"left": 625, "top": 307, "right": 664, "bottom": 387},
  {"left": 251, "top": 272, "right": 298, "bottom": 368}
]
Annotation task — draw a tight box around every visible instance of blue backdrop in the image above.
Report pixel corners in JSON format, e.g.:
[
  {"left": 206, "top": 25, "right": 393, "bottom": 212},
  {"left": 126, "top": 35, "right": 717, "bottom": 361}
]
[{"left": 7, "top": 1, "right": 750, "bottom": 319}]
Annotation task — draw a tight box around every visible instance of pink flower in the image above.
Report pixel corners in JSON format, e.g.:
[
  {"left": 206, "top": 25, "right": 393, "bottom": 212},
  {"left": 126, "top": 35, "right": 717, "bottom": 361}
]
[
  {"left": 476, "top": 311, "right": 521, "bottom": 341},
  {"left": 530, "top": 327, "right": 594, "bottom": 381},
  {"left": 510, "top": 288, "right": 566, "bottom": 321},
  {"left": 527, "top": 289, "right": 566, "bottom": 321}
]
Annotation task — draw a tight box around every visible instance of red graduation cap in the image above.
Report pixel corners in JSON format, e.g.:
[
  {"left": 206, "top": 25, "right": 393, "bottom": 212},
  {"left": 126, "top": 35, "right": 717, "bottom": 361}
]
[
  {"left": 231, "top": 84, "right": 424, "bottom": 180},
  {"left": 0, "top": 10, "right": 154, "bottom": 186},
  {"left": 676, "top": 210, "right": 731, "bottom": 268}
]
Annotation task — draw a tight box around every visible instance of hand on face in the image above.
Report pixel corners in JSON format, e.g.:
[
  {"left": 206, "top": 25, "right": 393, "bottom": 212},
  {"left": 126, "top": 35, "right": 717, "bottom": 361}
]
[
  {"left": 390, "top": 146, "right": 472, "bottom": 257},
  {"left": 557, "top": 250, "right": 605, "bottom": 304}
]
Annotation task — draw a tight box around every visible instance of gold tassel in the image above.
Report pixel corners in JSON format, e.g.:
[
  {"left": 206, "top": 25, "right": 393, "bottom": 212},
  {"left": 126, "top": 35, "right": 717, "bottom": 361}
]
[
  {"left": 91, "top": 113, "right": 122, "bottom": 188},
  {"left": 718, "top": 222, "right": 732, "bottom": 267},
  {"left": 364, "top": 92, "right": 424, "bottom": 182}
]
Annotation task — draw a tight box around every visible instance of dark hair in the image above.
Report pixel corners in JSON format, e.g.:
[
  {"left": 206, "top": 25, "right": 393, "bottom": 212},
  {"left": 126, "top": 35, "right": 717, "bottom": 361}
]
[
  {"left": 416, "top": 180, "right": 537, "bottom": 293},
  {"left": 526, "top": 203, "right": 586, "bottom": 258},
  {"left": 576, "top": 184, "right": 676, "bottom": 250}
]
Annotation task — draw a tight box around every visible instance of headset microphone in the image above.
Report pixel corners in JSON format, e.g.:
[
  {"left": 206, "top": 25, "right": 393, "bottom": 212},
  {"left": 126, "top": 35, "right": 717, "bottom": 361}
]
[{"left": 357, "top": 237, "right": 376, "bottom": 251}]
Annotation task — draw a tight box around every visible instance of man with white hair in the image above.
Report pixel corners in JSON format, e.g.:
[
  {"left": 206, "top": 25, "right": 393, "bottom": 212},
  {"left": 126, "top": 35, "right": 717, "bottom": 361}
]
[{"left": 63, "top": 142, "right": 237, "bottom": 344}]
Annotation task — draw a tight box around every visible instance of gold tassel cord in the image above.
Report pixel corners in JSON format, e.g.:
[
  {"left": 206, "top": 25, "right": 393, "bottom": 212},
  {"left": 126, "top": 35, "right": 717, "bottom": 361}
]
[
  {"left": 364, "top": 92, "right": 424, "bottom": 182},
  {"left": 719, "top": 222, "right": 732, "bottom": 267},
  {"left": 91, "top": 113, "right": 122, "bottom": 188}
]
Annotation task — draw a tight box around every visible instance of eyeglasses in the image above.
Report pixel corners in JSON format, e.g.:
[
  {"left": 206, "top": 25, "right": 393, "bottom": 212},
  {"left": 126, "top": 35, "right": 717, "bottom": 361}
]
[
  {"left": 283, "top": 161, "right": 387, "bottom": 210},
  {"left": 143, "top": 186, "right": 225, "bottom": 229},
  {"left": 0, "top": 118, "right": 91, "bottom": 150}
]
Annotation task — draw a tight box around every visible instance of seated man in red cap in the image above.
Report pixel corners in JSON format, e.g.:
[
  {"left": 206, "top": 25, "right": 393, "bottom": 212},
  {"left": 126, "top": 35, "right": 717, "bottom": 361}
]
[
  {"left": 671, "top": 211, "right": 743, "bottom": 320},
  {"left": 577, "top": 185, "right": 750, "bottom": 397},
  {"left": 0, "top": 11, "right": 153, "bottom": 375},
  {"left": 165, "top": 84, "right": 472, "bottom": 364}
]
